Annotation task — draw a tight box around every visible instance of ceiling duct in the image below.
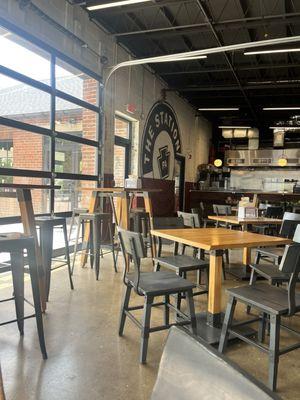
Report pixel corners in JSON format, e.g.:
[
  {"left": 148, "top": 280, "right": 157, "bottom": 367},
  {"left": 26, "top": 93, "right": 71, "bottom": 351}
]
[{"left": 222, "top": 127, "right": 259, "bottom": 149}]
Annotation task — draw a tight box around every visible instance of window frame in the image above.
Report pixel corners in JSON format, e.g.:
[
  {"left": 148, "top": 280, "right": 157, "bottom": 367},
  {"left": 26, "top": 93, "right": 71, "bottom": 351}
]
[
  {"left": 0, "top": 16, "right": 104, "bottom": 221},
  {"left": 114, "top": 115, "right": 132, "bottom": 182}
]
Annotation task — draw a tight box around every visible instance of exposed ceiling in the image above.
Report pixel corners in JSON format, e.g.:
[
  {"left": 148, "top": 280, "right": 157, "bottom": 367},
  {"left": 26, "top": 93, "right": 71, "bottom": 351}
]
[{"left": 74, "top": 0, "right": 300, "bottom": 142}]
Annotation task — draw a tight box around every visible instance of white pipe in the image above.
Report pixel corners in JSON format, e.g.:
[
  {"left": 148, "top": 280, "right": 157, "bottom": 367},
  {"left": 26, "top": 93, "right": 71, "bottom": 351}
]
[{"left": 105, "top": 34, "right": 300, "bottom": 85}]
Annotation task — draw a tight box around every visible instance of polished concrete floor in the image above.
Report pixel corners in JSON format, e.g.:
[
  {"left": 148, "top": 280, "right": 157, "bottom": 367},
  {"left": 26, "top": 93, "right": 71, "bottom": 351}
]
[{"left": 0, "top": 248, "right": 300, "bottom": 400}]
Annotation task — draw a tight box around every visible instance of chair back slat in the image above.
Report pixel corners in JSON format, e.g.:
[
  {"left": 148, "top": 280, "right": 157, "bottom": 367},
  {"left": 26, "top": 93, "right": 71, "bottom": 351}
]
[
  {"left": 279, "top": 220, "right": 300, "bottom": 239},
  {"left": 177, "top": 211, "right": 200, "bottom": 228},
  {"left": 283, "top": 211, "right": 300, "bottom": 221},
  {"left": 118, "top": 228, "right": 146, "bottom": 292},
  {"left": 265, "top": 206, "right": 283, "bottom": 219},
  {"left": 152, "top": 217, "right": 184, "bottom": 230},
  {"left": 292, "top": 225, "right": 300, "bottom": 243},
  {"left": 213, "top": 204, "right": 231, "bottom": 216},
  {"left": 278, "top": 243, "right": 300, "bottom": 316}
]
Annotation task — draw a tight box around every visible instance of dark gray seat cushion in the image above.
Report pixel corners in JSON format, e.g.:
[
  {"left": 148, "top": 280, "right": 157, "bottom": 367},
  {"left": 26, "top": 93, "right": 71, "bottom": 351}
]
[
  {"left": 227, "top": 283, "right": 300, "bottom": 315},
  {"left": 154, "top": 255, "right": 208, "bottom": 273},
  {"left": 125, "top": 271, "right": 195, "bottom": 296},
  {"left": 151, "top": 327, "right": 280, "bottom": 400}
]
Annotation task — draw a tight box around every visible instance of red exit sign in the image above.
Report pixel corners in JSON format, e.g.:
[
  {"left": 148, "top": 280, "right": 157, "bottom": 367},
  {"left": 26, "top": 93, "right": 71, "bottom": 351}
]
[{"left": 126, "top": 103, "right": 136, "bottom": 114}]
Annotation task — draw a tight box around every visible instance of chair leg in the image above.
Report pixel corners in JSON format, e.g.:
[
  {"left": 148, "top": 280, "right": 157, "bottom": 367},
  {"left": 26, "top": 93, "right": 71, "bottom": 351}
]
[
  {"left": 222, "top": 258, "right": 226, "bottom": 280},
  {"left": 247, "top": 268, "right": 258, "bottom": 314},
  {"left": 10, "top": 250, "right": 25, "bottom": 335},
  {"left": 27, "top": 243, "right": 47, "bottom": 360},
  {"left": 258, "top": 312, "right": 268, "bottom": 343},
  {"left": 225, "top": 249, "right": 229, "bottom": 264},
  {"left": 218, "top": 296, "right": 237, "bottom": 353},
  {"left": 40, "top": 224, "right": 53, "bottom": 302},
  {"left": 186, "top": 289, "right": 197, "bottom": 335},
  {"left": 254, "top": 250, "right": 261, "bottom": 265},
  {"left": 119, "top": 285, "right": 132, "bottom": 336},
  {"left": 93, "top": 218, "right": 101, "bottom": 280},
  {"left": 68, "top": 212, "right": 75, "bottom": 241},
  {"left": 164, "top": 295, "right": 170, "bottom": 326},
  {"left": 140, "top": 296, "right": 153, "bottom": 364},
  {"left": 62, "top": 222, "right": 74, "bottom": 290},
  {"left": 72, "top": 219, "right": 82, "bottom": 274},
  {"left": 268, "top": 314, "right": 280, "bottom": 391},
  {"left": 108, "top": 221, "right": 117, "bottom": 273}
]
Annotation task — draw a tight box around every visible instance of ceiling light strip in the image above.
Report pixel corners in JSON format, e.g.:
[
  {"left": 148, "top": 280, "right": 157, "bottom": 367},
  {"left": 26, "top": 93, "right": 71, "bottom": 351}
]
[
  {"left": 199, "top": 108, "right": 239, "bottom": 111},
  {"left": 87, "top": 0, "right": 152, "bottom": 11},
  {"left": 245, "top": 48, "right": 300, "bottom": 55},
  {"left": 263, "top": 107, "right": 300, "bottom": 110}
]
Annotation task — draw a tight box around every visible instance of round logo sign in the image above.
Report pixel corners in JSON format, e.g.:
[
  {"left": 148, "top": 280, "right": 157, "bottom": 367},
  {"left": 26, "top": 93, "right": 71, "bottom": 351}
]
[{"left": 141, "top": 101, "right": 181, "bottom": 180}]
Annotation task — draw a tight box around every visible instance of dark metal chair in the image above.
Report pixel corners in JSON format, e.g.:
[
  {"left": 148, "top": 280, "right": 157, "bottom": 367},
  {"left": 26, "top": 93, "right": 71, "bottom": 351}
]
[
  {"left": 254, "top": 213, "right": 300, "bottom": 267},
  {"left": 198, "top": 202, "right": 216, "bottom": 228},
  {"left": 72, "top": 212, "right": 117, "bottom": 280},
  {"left": 153, "top": 216, "right": 209, "bottom": 304},
  {"left": 252, "top": 206, "right": 284, "bottom": 235},
  {"left": 118, "top": 228, "right": 197, "bottom": 363},
  {"left": 219, "top": 243, "right": 300, "bottom": 391},
  {"left": 0, "top": 233, "right": 47, "bottom": 359},
  {"left": 35, "top": 216, "right": 73, "bottom": 301},
  {"left": 152, "top": 327, "right": 280, "bottom": 400}
]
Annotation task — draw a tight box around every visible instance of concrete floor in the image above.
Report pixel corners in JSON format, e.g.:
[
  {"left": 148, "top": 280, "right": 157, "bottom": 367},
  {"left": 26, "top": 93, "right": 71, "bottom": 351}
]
[{"left": 0, "top": 248, "right": 300, "bottom": 400}]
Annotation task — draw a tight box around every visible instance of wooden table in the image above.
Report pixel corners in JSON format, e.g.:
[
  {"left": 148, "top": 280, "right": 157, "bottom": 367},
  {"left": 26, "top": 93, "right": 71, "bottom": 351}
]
[
  {"left": 208, "top": 215, "right": 282, "bottom": 231},
  {"left": 79, "top": 187, "right": 161, "bottom": 266},
  {"left": 151, "top": 227, "right": 291, "bottom": 344},
  {"left": 0, "top": 184, "right": 60, "bottom": 311}
]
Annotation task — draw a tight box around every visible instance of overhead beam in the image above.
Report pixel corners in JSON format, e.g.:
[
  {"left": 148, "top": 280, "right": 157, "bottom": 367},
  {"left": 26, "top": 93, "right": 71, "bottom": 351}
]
[
  {"left": 159, "top": 62, "right": 300, "bottom": 76},
  {"left": 196, "top": 0, "right": 258, "bottom": 123},
  {"left": 113, "top": 12, "right": 300, "bottom": 38},
  {"left": 168, "top": 82, "right": 300, "bottom": 92}
]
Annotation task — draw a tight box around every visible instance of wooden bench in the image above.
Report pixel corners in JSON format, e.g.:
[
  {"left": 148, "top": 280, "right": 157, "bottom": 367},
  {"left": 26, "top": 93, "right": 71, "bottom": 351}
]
[{"left": 151, "top": 327, "right": 280, "bottom": 400}]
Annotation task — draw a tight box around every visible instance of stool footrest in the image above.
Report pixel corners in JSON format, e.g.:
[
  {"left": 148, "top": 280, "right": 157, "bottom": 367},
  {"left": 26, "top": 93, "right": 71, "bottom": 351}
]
[{"left": 0, "top": 313, "right": 36, "bottom": 326}]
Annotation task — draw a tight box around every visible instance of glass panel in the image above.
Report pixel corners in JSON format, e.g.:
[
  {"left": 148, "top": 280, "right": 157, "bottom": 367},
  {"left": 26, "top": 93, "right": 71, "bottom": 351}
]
[
  {"left": 0, "top": 27, "right": 51, "bottom": 83},
  {"left": 114, "top": 145, "right": 126, "bottom": 187},
  {"left": 55, "top": 97, "right": 98, "bottom": 140},
  {"left": 115, "top": 117, "right": 130, "bottom": 139},
  {"left": 56, "top": 59, "right": 98, "bottom": 106},
  {"left": 0, "top": 74, "right": 51, "bottom": 128},
  {"left": 0, "top": 177, "right": 50, "bottom": 217},
  {"left": 0, "top": 125, "right": 50, "bottom": 172},
  {"left": 55, "top": 138, "right": 97, "bottom": 175},
  {"left": 54, "top": 179, "right": 96, "bottom": 213}
]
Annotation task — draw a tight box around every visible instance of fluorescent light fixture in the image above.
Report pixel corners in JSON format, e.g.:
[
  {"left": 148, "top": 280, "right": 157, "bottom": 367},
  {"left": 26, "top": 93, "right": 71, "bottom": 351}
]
[
  {"left": 199, "top": 107, "right": 239, "bottom": 111},
  {"left": 218, "top": 126, "right": 251, "bottom": 129},
  {"left": 263, "top": 107, "right": 300, "bottom": 111},
  {"left": 244, "top": 48, "right": 300, "bottom": 55},
  {"left": 269, "top": 126, "right": 300, "bottom": 130},
  {"left": 149, "top": 55, "right": 207, "bottom": 63},
  {"left": 87, "top": 0, "right": 152, "bottom": 11}
]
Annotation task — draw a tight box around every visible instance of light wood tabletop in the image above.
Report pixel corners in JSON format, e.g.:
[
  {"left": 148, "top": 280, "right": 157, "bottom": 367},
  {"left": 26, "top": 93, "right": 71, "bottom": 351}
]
[
  {"left": 151, "top": 227, "right": 291, "bottom": 341},
  {"left": 208, "top": 215, "right": 282, "bottom": 226}
]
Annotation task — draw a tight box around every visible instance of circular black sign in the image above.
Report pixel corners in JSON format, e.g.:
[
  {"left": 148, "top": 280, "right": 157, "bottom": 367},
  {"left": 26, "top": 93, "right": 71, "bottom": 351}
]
[{"left": 141, "top": 101, "right": 181, "bottom": 179}]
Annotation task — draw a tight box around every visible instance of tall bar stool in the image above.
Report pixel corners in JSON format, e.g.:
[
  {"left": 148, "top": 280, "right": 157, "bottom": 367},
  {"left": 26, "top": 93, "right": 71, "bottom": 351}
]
[
  {"left": 68, "top": 207, "right": 89, "bottom": 241},
  {"left": 35, "top": 216, "right": 74, "bottom": 301},
  {"left": 0, "top": 233, "right": 47, "bottom": 359},
  {"left": 72, "top": 212, "right": 117, "bottom": 280}
]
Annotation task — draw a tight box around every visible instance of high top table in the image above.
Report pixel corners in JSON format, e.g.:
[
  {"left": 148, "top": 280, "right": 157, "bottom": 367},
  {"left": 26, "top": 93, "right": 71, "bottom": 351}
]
[
  {"left": 0, "top": 184, "right": 60, "bottom": 311},
  {"left": 79, "top": 187, "right": 161, "bottom": 267},
  {"left": 151, "top": 227, "right": 291, "bottom": 344}
]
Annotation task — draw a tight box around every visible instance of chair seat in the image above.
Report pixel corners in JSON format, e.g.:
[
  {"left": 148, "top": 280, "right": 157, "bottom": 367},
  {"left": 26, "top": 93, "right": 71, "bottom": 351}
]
[
  {"left": 250, "top": 263, "right": 290, "bottom": 283},
  {"left": 256, "top": 247, "right": 283, "bottom": 261},
  {"left": 154, "top": 255, "right": 208, "bottom": 273},
  {"left": 227, "top": 283, "right": 300, "bottom": 315},
  {"left": 126, "top": 271, "right": 196, "bottom": 296},
  {"left": 35, "top": 216, "right": 66, "bottom": 226}
]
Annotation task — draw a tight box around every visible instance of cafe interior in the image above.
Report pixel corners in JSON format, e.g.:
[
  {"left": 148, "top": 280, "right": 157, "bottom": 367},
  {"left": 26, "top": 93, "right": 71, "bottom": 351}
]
[{"left": 1, "top": 1, "right": 300, "bottom": 399}]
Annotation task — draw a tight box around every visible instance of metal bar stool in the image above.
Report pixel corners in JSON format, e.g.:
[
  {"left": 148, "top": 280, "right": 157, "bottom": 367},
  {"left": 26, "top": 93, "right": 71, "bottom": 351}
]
[
  {"left": 68, "top": 207, "right": 89, "bottom": 241},
  {"left": 35, "top": 216, "right": 74, "bottom": 301},
  {"left": 72, "top": 212, "right": 117, "bottom": 280},
  {"left": 0, "top": 233, "right": 47, "bottom": 359}
]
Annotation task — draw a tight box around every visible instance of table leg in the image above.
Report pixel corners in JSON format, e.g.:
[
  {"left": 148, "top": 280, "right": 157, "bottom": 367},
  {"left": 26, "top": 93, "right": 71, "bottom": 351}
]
[
  {"left": 81, "top": 191, "right": 99, "bottom": 267},
  {"left": 207, "top": 250, "right": 223, "bottom": 327},
  {"left": 16, "top": 189, "right": 46, "bottom": 312}
]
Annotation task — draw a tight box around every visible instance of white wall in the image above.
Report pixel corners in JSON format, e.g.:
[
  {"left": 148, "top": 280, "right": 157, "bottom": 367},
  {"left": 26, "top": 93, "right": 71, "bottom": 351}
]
[{"left": 0, "top": 0, "right": 211, "bottom": 182}]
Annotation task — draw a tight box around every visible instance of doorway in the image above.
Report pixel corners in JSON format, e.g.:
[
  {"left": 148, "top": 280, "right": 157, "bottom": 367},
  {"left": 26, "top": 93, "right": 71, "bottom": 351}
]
[
  {"left": 174, "top": 155, "right": 185, "bottom": 211},
  {"left": 113, "top": 116, "right": 131, "bottom": 187}
]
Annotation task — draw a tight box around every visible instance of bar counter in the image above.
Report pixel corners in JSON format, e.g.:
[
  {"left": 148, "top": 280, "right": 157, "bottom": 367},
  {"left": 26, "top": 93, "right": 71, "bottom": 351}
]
[{"left": 186, "top": 189, "right": 300, "bottom": 211}]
